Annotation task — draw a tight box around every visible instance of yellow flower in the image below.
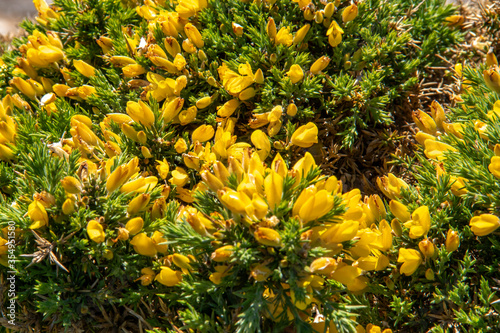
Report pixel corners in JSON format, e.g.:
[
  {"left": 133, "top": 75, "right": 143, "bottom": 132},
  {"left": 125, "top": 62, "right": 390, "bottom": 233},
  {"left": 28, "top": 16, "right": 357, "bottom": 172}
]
[
  {"left": 196, "top": 96, "right": 212, "bottom": 109},
  {"left": 122, "top": 64, "right": 146, "bottom": 77},
  {"left": 275, "top": 27, "right": 293, "bottom": 46},
  {"left": 209, "top": 265, "right": 230, "bottom": 284},
  {"left": 137, "top": 267, "right": 155, "bottom": 286},
  {"left": 211, "top": 245, "right": 234, "bottom": 262},
  {"left": 445, "top": 229, "right": 460, "bottom": 252},
  {"left": 342, "top": 4, "right": 358, "bottom": 23},
  {"left": 469, "top": 214, "right": 500, "bottom": 236},
  {"left": 28, "top": 199, "right": 49, "bottom": 229},
  {"left": 87, "top": 220, "right": 105, "bottom": 243},
  {"left": 483, "top": 69, "right": 500, "bottom": 94},
  {"left": 73, "top": 60, "right": 96, "bottom": 77},
  {"left": 389, "top": 200, "right": 410, "bottom": 222},
  {"left": 250, "top": 263, "right": 272, "bottom": 282},
  {"left": 169, "top": 167, "right": 189, "bottom": 187},
  {"left": 287, "top": 64, "right": 304, "bottom": 84},
  {"left": 121, "top": 176, "right": 158, "bottom": 194},
  {"left": 331, "top": 264, "right": 367, "bottom": 291},
  {"left": 412, "top": 110, "right": 437, "bottom": 135},
  {"left": 251, "top": 130, "right": 271, "bottom": 161},
  {"left": 184, "top": 23, "right": 204, "bottom": 48},
  {"left": 126, "top": 101, "right": 155, "bottom": 128},
  {"left": 403, "top": 205, "right": 431, "bottom": 239},
  {"left": 152, "top": 231, "right": 168, "bottom": 254},
  {"left": 125, "top": 217, "right": 144, "bottom": 235},
  {"left": 254, "top": 227, "right": 282, "bottom": 247},
  {"left": 327, "top": 20, "right": 343, "bottom": 47},
  {"left": 174, "top": 138, "right": 188, "bottom": 153},
  {"left": 156, "top": 159, "right": 170, "bottom": 179},
  {"left": 127, "top": 194, "right": 151, "bottom": 215},
  {"left": 418, "top": 238, "right": 435, "bottom": 258},
  {"left": 290, "top": 122, "right": 318, "bottom": 148},
  {"left": 377, "top": 173, "right": 409, "bottom": 200},
  {"left": 192, "top": 124, "right": 215, "bottom": 142},
  {"left": 130, "top": 233, "right": 157, "bottom": 256},
  {"left": 60, "top": 176, "right": 82, "bottom": 194},
  {"left": 488, "top": 156, "right": 500, "bottom": 178},
  {"left": 310, "top": 257, "right": 337, "bottom": 275},
  {"left": 217, "top": 99, "right": 240, "bottom": 117},
  {"left": 62, "top": 197, "right": 76, "bottom": 215},
  {"left": 155, "top": 266, "right": 183, "bottom": 287},
  {"left": 266, "top": 18, "right": 277, "bottom": 41},
  {"left": 320, "top": 220, "right": 359, "bottom": 244},
  {"left": 397, "top": 248, "right": 422, "bottom": 276},
  {"left": 293, "top": 188, "right": 335, "bottom": 223}
]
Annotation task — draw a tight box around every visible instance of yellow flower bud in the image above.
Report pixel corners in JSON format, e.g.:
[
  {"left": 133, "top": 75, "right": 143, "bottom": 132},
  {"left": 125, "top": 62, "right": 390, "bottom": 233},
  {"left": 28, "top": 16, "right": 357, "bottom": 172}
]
[
  {"left": 125, "top": 217, "right": 144, "bottom": 235},
  {"left": 290, "top": 122, "right": 318, "bottom": 148},
  {"left": 62, "top": 197, "right": 76, "bottom": 215},
  {"left": 486, "top": 49, "right": 498, "bottom": 68},
  {"left": 10, "top": 77, "right": 37, "bottom": 100},
  {"left": 311, "top": 56, "right": 331, "bottom": 75},
  {"left": 304, "top": 7, "right": 314, "bottom": 21},
  {"left": 162, "top": 97, "right": 184, "bottom": 123},
  {"left": 196, "top": 96, "right": 212, "bottom": 109},
  {"left": 155, "top": 266, "right": 183, "bottom": 286},
  {"left": 342, "top": 4, "right": 358, "bottom": 23},
  {"left": 192, "top": 124, "right": 215, "bottom": 143},
  {"left": 264, "top": 171, "right": 283, "bottom": 211},
  {"left": 287, "top": 64, "right": 304, "bottom": 84},
  {"left": 61, "top": 176, "right": 82, "bottom": 194},
  {"left": 320, "top": 220, "right": 359, "bottom": 244},
  {"left": 164, "top": 37, "right": 181, "bottom": 57},
  {"left": 130, "top": 233, "right": 157, "bottom": 256},
  {"left": 483, "top": 69, "right": 500, "bottom": 94},
  {"left": 106, "top": 165, "right": 128, "bottom": 192},
  {"left": 201, "top": 169, "right": 224, "bottom": 192},
  {"left": 413, "top": 110, "right": 437, "bottom": 135},
  {"left": 324, "top": 3, "right": 335, "bottom": 18},
  {"left": 397, "top": 248, "right": 422, "bottom": 276},
  {"left": 173, "top": 253, "right": 193, "bottom": 271},
  {"left": 254, "top": 227, "right": 282, "bottom": 247},
  {"left": 239, "top": 87, "right": 256, "bottom": 101},
  {"left": 127, "top": 193, "right": 151, "bottom": 215},
  {"left": 425, "top": 268, "right": 435, "bottom": 281},
  {"left": 389, "top": 200, "right": 410, "bottom": 222},
  {"left": 469, "top": 214, "right": 500, "bottom": 237},
  {"left": 87, "top": 220, "right": 105, "bottom": 243},
  {"left": 137, "top": 267, "right": 155, "bottom": 286},
  {"left": 122, "top": 64, "right": 146, "bottom": 78},
  {"left": 445, "top": 229, "right": 460, "bottom": 252},
  {"left": 184, "top": 23, "right": 204, "bottom": 48},
  {"left": 254, "top": 69, "right": 264, "bottom": 84},
  {"left": 266, "top": 18, "right": 277, "bottom": 41},
  {"left": 73, "top": 60, "right": 96, "bottom": 77},
  {"left": 121, "top": 176, "right": 158, "bottom": 194},
  {"left": 217, "top": 99, "right": 240, "bottom": 118},
  {"left": 418, "top": 238, "right": 435, "bottom": 258}
]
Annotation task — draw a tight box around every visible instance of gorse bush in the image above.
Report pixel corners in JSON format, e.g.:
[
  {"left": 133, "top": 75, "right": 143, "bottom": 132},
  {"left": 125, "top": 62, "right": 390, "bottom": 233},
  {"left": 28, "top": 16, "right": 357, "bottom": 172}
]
[{"left": 2, "top": 0, "right": 499, "bottom": 332}]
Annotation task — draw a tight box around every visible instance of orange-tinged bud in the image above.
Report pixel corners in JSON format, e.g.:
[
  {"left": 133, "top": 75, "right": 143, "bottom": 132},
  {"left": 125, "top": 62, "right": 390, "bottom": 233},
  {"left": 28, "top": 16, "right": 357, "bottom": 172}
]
[
  {"left": 342, "top": 4, "right": 358, "bottom": 23},
  {"left": 61, "top": 176, "right": 82, "bottom": 194},
  {"left": 87, "top": 220, "right": 105, "bottom": 243},
  {"left": 266, "top": 18, "right": 277, "bottom": 41},
  {"left": 192, "top": 124, "right": 214, "bottom": 142},
  {"left": 290, "top": 122, "right": 318, "bottom": 148},
  {"left": 127, "top": 194, "right": 151, "bottom": 215},
  {"left": 254, "top": 227, "right": 282, "bottom": 247},
  {"left": 397, "top": 248, "right": 422, "bottom": 276},
  {"left": 130, "top": 233, "right": 157, "bottom": 256},
  {"left": 469, "top": 214, "right": 500, "bottom": 236},
  {"left": 211, "top": 245, "right": 234, "bottom": 262},
  {"left": 287, "top": 64, "right": 304, "bottom": 84},
  {"left": 445, "top": 229, "right": 460, "bottom": 252},
  {"left": 73, "top": 60, "right": 95, "bottom": 77},
  {"left": 126, "top": 217, "right": 144, "bottom": 235},
  {"left": 310, "top": 56, "right": 330, "bottom": 74}
]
